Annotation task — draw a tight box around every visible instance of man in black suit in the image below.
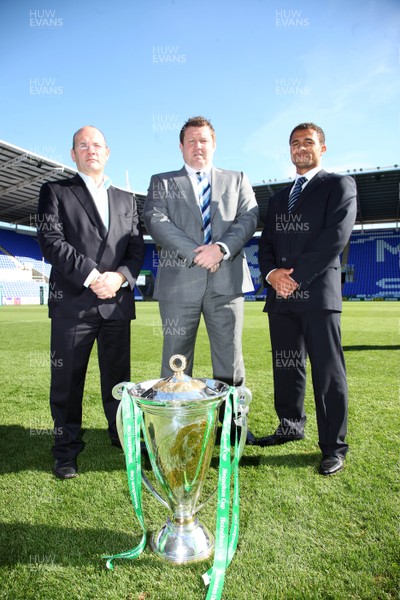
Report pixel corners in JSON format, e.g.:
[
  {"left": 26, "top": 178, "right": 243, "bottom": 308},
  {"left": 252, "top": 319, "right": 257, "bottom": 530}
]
[
  {"left": 37, "top": 126, "right": 145, "bottom": 479},
  {"left": 257, "top": 123, "right": 357, "bottom": 476}
]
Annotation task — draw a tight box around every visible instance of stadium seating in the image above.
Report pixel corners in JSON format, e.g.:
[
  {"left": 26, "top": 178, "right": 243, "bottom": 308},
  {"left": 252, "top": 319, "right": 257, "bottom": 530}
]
[
  {"left": 0, "top": 281, "right": 45, "bottom": 303},
  {"left": 0, "top": 228, "right": 43, "bottom": 259},
  {"left": 0, "top": 229, "right": 50, "bottom": 276},
  {"left": 1, "top": 227, "right": 399, "bottom": 303},
  {"left": 0, "top": 254, "right": 19, "bottom": 269},
  {"left": 342, "top": 229, "right": 400, "bottom": 298}
]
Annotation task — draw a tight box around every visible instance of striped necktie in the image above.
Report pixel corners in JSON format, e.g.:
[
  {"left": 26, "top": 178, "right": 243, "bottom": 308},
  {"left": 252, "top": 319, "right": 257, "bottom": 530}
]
[
  {"left": 288, "top": 176, "right": 307, "bottom": 213},
  {"left": 196, "top": 171, "right": 211, "bottom": 244}
]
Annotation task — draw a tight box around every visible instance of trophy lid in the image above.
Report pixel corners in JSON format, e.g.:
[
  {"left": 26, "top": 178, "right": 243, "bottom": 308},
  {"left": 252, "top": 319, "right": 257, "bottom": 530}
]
[{"left": 137, "top": 355, "right": 228, "bottom": 403}]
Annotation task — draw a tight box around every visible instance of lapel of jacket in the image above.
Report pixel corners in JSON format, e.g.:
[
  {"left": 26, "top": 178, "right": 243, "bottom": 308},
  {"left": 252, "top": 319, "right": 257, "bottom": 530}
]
[
  {"left": 70, "top": 174, "right": 108, "bottom": 239},
  {"left": 173, "top": 167, "right": 203, "bottom": 225},
  {"left": 105, "top": 186, "right": 120, "bottom": 237},
  {"left": 210, "top": 167, "right": 223, "bottom": 220},
  {"left": 292, "top": 169, "right": 327, "bottom": 213}
]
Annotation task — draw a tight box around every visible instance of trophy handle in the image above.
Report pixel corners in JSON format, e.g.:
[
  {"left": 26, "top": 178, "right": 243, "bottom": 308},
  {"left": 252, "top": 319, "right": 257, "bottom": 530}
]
[
  {"left": 112, "top": 381, "right": 134, "bottom": 399},
  {"left": 195, "top": 386, "right": 252, "bottom": 514},
  {"left": 141, "top": 471, "right": 170, "bottom": 510},
  {"left": 115, "top": 389, "right": 170, "bottom": 511},
  {"left": 113, "top": 382, "right": 134, "bottom": 448},
  {"left": 235, "top": 386, "right": 252, "bottom": 462}
]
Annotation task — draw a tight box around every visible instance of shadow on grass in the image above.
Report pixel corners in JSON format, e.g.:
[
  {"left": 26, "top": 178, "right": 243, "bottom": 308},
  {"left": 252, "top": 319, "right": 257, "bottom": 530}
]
[
  {"left": 246, "top": 451, "right": 320, "bottom": 469},
  {"left": 0, "top": 426, "right": 127, "bottom": 475},
  {"left": 0, "top": 522, "right": 162, "bottom": 568},
  {"left": 209, "top": 451, "right": 320, "bottom": 469},
  {"left": 0, "top": 425, "right": 320, "bottom": 476},
  {"left": 343, "top": 344, "right": 400, "bottom": 351}
]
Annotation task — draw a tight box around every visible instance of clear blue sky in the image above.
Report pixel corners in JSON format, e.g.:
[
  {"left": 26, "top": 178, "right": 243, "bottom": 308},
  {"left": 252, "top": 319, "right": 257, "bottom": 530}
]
[{"left": 0, "top": 0, "right": 399, "bottom": 193}]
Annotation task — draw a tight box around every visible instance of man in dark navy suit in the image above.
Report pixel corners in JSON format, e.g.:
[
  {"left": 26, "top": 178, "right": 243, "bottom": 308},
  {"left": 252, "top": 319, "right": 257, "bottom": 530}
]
[
  {"left": 37, "top": 126, "right": 145, "bottom": 479},
  {"left": 257, "top": 123, "right": 357, "bottom": 476}
]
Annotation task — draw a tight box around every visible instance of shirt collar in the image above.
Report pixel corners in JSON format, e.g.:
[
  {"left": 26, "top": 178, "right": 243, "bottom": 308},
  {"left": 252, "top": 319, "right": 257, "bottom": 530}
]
[
  {"left": 184, "top": 163, "right": 213, "bottom": 177},
  {"left": 295, "top": 166, "right": 323, "bottom": 183},
  {"left": 78, "top": 171, "right": 112, "bottom": 190}
]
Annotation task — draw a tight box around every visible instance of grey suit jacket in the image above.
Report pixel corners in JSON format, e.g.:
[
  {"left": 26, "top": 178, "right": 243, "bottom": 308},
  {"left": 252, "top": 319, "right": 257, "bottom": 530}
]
[{"left": 143, "top": 166, "right": 259, "bottom": 301}]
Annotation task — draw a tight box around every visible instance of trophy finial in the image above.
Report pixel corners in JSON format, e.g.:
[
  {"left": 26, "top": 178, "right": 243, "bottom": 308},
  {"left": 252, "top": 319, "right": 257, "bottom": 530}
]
[{"left": 169, "top": 354, "right": 187, "bottom": 377}]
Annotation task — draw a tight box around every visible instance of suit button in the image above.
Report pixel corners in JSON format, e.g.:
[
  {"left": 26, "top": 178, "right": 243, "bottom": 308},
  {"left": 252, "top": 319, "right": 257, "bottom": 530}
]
[{"left": 282, "top": 257, "right": 287, "bottom": 262}]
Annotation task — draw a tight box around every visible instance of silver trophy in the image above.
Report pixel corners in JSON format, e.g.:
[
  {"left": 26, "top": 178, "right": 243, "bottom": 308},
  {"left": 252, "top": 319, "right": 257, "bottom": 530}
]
[{"left": 114, "top": 355, "right": 251, "bottom": 564}]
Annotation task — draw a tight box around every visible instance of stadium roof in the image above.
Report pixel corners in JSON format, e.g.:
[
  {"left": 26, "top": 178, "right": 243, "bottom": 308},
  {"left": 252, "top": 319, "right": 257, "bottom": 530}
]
[
  {"left": 0, "top": 139, "right": 398, "bottom": 230},
  {"left": 253, "top": 167, "right": 400, "bottom": 226}
]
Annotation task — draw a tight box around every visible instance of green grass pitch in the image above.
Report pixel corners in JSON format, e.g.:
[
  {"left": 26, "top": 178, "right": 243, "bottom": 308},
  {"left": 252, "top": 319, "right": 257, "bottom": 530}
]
[{"left": 0, "top": 302, "right": 399, "bottom": 599}]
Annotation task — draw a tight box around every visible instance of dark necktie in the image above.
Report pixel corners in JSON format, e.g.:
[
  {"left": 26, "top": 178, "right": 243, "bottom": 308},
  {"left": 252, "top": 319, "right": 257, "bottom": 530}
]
[
  {"left": 196, "top": 171, "right": 211, "bottom": 244},
  {"left": 288, "top": 176, "right": 307, "bottom": 212}
]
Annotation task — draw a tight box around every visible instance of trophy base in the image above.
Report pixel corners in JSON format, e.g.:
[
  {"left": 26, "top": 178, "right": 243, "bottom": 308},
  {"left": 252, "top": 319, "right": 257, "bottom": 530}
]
[{"left": 150, "top": 516, "right": 214, "bottom": 564}]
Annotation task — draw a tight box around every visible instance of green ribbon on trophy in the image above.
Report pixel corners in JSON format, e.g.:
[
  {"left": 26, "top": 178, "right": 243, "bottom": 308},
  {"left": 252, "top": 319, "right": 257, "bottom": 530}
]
[
  {"left": 202, "top": 388, "right": 240, "bottom": 600},
  {"left": 103, "top": 387, "right": 146, "bottom": 569},
  {"left": 103, "top": 385, "right": 241, "bottom": 600}
]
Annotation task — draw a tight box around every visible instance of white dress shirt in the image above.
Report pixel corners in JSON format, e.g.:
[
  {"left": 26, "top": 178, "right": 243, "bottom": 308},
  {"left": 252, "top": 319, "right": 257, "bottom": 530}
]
[
  {"left": 266, "top": 166, "right": 323, "bottom": 284},
  {"left": 184, "top": 163, "right": 230, "bottom": 259},
  {"left": 78, "top": 171, "right": 111, "bottom": 287}
]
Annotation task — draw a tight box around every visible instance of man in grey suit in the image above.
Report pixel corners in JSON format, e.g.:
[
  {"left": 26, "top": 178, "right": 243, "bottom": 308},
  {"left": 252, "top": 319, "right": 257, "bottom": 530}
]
[{"left": 143, "top": 116, "right": 258, "bottom": 441}]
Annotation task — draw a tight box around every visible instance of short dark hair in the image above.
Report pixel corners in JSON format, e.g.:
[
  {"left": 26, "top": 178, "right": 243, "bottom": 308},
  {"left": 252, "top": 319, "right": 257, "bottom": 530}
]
[
  {"left": 289, "top": 122, "right": 325, "bottom": 145},
  {"left": 72, "top": 126, "right": 107, "bottom": 149},
  {"left": 179, "top": 116, "right": 216, "bottom": 144}
]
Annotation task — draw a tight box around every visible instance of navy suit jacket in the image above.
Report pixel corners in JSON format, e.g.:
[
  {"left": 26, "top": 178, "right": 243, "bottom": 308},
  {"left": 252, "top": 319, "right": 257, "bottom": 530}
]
[
  {"left": 37, "top": 174, "right": 145, "bottom": 319},
  {"left": 258, "top": 170, "right": 357, "bottom": 312}
]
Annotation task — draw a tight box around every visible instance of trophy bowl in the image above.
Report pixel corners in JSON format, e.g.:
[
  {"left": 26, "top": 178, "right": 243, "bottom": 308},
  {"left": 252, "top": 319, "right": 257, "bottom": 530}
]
[{"left": 114, "top": 355, "right": 231, "bottom": 564}]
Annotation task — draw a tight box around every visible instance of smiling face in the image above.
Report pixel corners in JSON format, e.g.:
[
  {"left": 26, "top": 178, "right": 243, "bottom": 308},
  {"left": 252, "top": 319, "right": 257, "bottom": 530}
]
[
  {"left": 179, "top": 125, "right": 216, "bottom": 171},
  {"left": 71, "top": 126, "right": 110, "bottom": 179},
  {"left": 289, "top": 127, "right": 326, "bottom": 174}
]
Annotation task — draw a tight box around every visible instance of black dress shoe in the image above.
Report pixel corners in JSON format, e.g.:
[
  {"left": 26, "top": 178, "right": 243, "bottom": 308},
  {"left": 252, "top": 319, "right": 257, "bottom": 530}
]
[
  {"left": 245, "top": 430, "right": 257, "bottom": 445},
  {"left": 256, "top": 431, "right": 304, "bottom": 447},
  {"left": 54, "top": 459, "right": 78, "bottom": 480},
  {"left": 319, "top": 455, "right": 344, "bottom": 476},
  {"left": 111, "top": 437, "right": 122, "bottom": 449}
]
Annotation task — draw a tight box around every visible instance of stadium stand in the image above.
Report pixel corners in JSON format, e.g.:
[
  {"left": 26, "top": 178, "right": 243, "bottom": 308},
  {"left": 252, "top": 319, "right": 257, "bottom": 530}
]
[
  {"left": 0, "top": 281, "right": 44, "bottom": 304},
  {"left": 342, "top": 229, "right": 400, "bottom": 298},
  {"left": 1, "top": 224, "right": 400, "bottom": 304},
  {"left": 0, "top": 254, "right": 19, "bottom": 269},
  {"left": 0, "top": 227, "right": 49, "bottom": 276},
  {"left": 0, "top": 139, "right": 399, "bottom": 304},
  {"left": 0, "top": 228, "right": 42, "bottom": 259}
]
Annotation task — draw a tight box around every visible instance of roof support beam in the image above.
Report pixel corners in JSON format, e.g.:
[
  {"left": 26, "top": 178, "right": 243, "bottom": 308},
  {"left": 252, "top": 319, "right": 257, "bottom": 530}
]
[
  {"left": 0, "top": 168, "right": 64, "bottom": 201},
  {"left": 0, "top": 154, "right": 29, "bottom": 172}
]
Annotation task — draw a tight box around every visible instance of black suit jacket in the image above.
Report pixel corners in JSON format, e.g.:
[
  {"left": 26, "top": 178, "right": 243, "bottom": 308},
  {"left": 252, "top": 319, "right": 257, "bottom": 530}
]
[
  {"left": 258, "top": 170, "right": 357, "bottom": 312},
  {"left": 37, "top": 174, "right": 145, "bottom": 320}
]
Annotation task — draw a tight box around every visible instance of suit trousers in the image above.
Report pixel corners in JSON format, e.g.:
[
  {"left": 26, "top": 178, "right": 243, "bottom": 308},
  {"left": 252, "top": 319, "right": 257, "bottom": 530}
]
[
  {"left": 50, "top": 315, "right": 131, "bottom": 460},
  {"left": 158, "top": 283, "right": 245, "bottom": 387},
  {"left": 268, "top": 310, "right": 348, "bottom": 457}
]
